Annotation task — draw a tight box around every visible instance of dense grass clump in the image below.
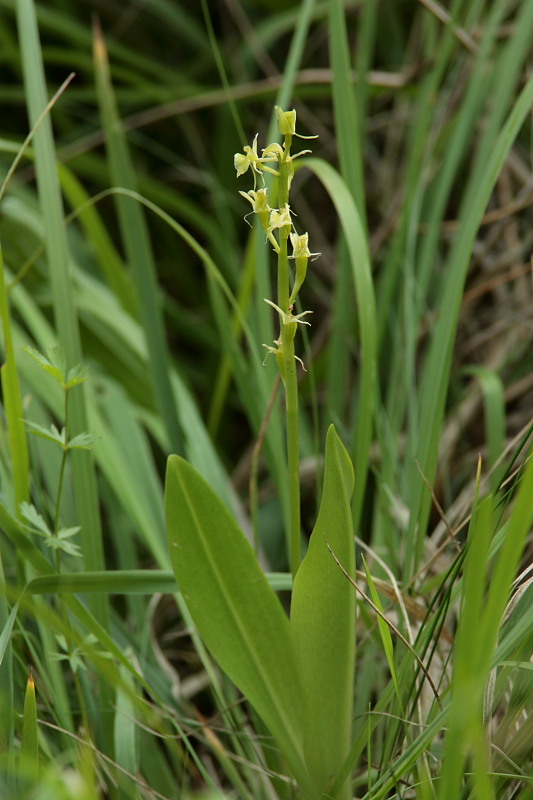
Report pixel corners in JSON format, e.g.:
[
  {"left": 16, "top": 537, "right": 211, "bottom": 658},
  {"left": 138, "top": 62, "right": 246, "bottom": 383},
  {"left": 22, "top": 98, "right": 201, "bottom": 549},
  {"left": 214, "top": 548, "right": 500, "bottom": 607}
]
[{"left": 1, "top": 1, "right": 533, "bottom": 798}]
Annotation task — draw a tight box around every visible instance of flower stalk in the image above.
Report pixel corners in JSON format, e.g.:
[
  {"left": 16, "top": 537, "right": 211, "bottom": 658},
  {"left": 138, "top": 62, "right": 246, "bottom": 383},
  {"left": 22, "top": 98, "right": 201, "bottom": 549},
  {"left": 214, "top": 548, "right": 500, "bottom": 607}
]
[{"left": 235, "top": 107, "right": 319, "bottom": 578}]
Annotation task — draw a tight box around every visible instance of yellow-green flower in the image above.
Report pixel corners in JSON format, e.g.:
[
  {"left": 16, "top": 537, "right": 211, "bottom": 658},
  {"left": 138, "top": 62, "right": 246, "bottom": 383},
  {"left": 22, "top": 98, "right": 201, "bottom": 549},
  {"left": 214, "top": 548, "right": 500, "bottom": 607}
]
[
  {"left": 239, "top": 188, "right": 277, "bottom": 248},
  {"left": 268, "top": 204, "right": 292, "bottom": 234},
  {"left": 261, "top": 142, "right": 284, "bottom": 162},
  {"left": 262, "top": 337, "right": 305, "bottom": 382},
  {"left": 264, "top": 299, "right": 312, "bottom": 344},
  {"left": 234, "top": 134, "right": 261, "bottom": 178},
  {"left": 289, "top": 232, "right": 320, "bottom": 304},
  {"left": 274, "top": 106, "right": 319, "bottom": 141},
  {"left": 290, "top": 232, "right": 313, "bottom": 259}
]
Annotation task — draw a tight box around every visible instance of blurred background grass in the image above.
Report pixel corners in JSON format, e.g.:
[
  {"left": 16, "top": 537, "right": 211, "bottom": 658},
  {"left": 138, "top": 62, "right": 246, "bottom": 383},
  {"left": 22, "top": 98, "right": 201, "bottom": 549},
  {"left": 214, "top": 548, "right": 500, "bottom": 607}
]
[{"left": 2, "top": 0, "right": 533, "bottom": 797}]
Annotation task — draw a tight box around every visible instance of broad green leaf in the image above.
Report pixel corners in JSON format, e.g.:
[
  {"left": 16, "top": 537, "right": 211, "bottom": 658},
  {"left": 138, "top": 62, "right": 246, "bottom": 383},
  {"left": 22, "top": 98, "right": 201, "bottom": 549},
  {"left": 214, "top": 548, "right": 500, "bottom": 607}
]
[
  {"left": 165, "top": 455, "right": 315, "bottom": 797},
  {"left": 290, "top": 425, "right": 356, "bottom": 800}
]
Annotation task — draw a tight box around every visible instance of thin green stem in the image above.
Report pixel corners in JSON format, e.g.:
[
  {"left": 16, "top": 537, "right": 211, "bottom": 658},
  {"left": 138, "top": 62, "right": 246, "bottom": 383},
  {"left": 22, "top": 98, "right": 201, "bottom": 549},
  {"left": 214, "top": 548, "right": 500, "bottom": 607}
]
[
  {"left": 53, "top": 386, "right": 70, "bottom": 573},
  {"left": 277, "top": 142, "right": 301, "bottom": 578}
]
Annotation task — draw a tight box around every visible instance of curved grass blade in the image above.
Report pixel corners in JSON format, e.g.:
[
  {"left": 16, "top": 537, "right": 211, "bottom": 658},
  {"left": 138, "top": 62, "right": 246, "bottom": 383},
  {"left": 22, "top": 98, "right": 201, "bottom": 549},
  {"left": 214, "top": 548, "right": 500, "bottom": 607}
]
[
  {"left": 93, "top": 21, "right": 184, "bottom": 456},
  {"left": 16, "top": 0, "right": 107, "bottom": 616},
  {"left": 300, "top": 158, "right": 377, "bottom": 533}
]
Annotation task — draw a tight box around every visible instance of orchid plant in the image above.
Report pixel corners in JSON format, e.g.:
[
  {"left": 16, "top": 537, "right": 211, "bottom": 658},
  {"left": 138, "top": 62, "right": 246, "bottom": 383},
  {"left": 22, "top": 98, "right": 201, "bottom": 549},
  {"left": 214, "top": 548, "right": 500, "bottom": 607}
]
[{"left": 165, "top": 108, "right": 357, "bottom": 799}]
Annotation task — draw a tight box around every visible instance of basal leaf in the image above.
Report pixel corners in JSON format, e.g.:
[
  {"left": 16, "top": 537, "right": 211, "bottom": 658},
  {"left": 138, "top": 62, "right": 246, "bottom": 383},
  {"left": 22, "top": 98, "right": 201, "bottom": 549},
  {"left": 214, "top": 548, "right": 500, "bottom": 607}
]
[
  {"left": 290, "top": 425, "right": 356, "bottom": 799},
  {"left": 165, "top": 456, "right": 315, "bottom": 797}
]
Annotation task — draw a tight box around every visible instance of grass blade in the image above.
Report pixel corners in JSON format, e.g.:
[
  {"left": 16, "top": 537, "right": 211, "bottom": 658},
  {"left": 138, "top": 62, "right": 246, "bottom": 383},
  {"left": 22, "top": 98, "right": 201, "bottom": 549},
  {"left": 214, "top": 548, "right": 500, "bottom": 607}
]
[
  {"left": 0, "top": 243, "right": 29, "bottom": 512},
  {"left": 93, "top": 21, "right": 184, "bottom": 456},
  {"left": 16, "top": 0, "right": 107, "bottom": 605},
  {"left": 20, "top": 670, "right": 38, "bottom": 786},
  {"left": 302, "top": 158, "right": 377, "bottom": 532}
]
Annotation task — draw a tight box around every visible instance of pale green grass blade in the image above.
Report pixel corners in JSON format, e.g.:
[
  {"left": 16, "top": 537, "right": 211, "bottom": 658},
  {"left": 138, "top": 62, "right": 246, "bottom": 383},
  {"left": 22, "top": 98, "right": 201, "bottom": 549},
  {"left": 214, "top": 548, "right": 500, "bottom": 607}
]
[
  {"left": 0, "top": 550, "right": 14, "bottom": 752},
  {"left": 290, "top": 425, "right": 355, "bottom": 800},
  {"left": 0, "top": 243, "right": 29, "bottom": 512},
  {"left": 0, "top": 499, "right": 53, "bottom": 576},
  {"left": 342, "top": 709, "right": 448, "bottom": 800},
  {"left": 361, "top": 555, "right": 401, "bottom": 704},
  {"left": 479, "top": 454, "right": 533, "bottom": 665},
  {"left": 438, "top": 484, "right": 491, "bottom": 799},
  {"left": 9, "top": 250, "right": 241, "bottom": 537},
  {"left": 165, "top": 455, "right": 314, "bottom": 797},
  {"left": 25, "top": 570, "right": 291, "bottom": 595},
  {"left": 326, "top": 0, "right": 367, "bottom": 427},
  {"left": 374, "top": 1, "right": 483, "bottom": 562},
  {"left": 16, "top": 0, "right": 107, "bottom": 610},
  {"left": 464, "top": 366, "right": 506, "bottom": 492},
  {"left": 58, "top": 165, "right": 138, "bottom": 316},
  {"left": 93, "top": 23, "right": 184, "bottom": 456},
  {"left": 0, "top": 603, "right": 19, "bottom": 669},
  {"left": 412, "top": 3, "right": 505, "bottom": 308},
  {"left": 20, "top": 670, "right": 38, "bottom": 786},
  {"left": 405, "top": 63, "right": 533, "bottom": 574},
  {"left": 441, "top": 442, "right": 533, "bottom": 797},
  {"left": 115, "top": 657, "right": 139, "bottom": 800},
  {"left": 328, "top": 0, "right": 366, "bottom": 223},
  {"left": 65, "top": 187, "right": 284, "bottom": 524},
  {"left": 302, "top": 158, "right": 377, "bottom": 531}
]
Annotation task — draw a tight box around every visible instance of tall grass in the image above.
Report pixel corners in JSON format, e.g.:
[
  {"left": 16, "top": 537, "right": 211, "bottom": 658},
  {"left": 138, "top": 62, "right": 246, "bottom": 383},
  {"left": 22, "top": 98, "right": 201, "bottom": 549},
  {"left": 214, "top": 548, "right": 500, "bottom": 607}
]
[{"left": 1, "top": 0, "right": 533, "bottom": 798}]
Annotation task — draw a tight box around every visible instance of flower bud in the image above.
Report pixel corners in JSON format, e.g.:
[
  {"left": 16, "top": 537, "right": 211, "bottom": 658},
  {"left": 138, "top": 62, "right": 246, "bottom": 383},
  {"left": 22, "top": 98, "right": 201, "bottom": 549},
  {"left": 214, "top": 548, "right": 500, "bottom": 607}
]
[
  {"left": 289, "top": 232, "right": 320, "bottom": 304},
  {"left": 275, "top": 106, "right": 296, "bottom": 137}
]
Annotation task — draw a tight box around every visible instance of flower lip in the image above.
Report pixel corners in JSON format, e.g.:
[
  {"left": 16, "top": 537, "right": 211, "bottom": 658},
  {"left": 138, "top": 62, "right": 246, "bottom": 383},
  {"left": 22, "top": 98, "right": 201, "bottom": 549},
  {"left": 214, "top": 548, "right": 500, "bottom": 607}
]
[
  {"left": 234, "top": 133, "right": 261, "bottom": 177},
  {"left": 289, "top": 231, "right": 320, "bottom": 260},
  {"left": 268, "top": 204, "right": 292, "bottom": 233}
]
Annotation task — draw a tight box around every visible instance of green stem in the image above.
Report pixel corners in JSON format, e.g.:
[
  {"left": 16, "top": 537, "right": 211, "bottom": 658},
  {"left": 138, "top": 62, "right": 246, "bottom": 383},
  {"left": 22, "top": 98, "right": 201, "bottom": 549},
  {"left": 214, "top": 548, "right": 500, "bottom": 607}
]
[
  {"left": 53, "top": 387, "right": 70, "bottom": 573},
  {"left": 277, "top": 144, "right": 301, "bottom": 578}
]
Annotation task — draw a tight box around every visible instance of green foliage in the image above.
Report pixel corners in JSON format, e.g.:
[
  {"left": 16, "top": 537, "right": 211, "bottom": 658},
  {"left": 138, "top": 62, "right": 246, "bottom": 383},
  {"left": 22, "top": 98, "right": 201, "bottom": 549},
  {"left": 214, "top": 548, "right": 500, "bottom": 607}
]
[
  {"left": 20, "top": 671, "right": 38, "bottom": 786},
  {"left": 165, "top": 452, "right": 311, "bottom": 796},
  {"left": 290, "top": 426, "right": 356, "bottom": 799},
  {"left": 1, "top": 0, "right": 533, "bottom": 798},
  {"left": 166, "top": 425, "right": 357, "bottom": 798}
]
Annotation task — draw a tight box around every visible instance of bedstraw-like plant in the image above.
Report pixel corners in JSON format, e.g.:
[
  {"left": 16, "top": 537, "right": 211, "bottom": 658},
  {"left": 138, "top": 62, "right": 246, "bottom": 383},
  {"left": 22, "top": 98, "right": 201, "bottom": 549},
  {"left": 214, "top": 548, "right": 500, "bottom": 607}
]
[{"left": 165, "top": 108, "right": 357, "bottom": 799}]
